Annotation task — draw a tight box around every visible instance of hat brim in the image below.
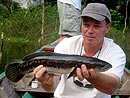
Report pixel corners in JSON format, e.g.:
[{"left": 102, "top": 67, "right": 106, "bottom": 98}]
[{"left": 80, "top": 13, "right": 105, "bottom": 22}]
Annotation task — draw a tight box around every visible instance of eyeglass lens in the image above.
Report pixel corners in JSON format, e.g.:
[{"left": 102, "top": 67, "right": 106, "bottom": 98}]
[{"left": 73, "top": 77, "right": 93, "bottom": 88}]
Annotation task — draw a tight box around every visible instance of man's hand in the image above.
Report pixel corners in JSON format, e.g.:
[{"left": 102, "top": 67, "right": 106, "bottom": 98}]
[
  {"left": 76, "top": 64, "right": 97, "bottom": 81},
  {"left": 76, "top": 64, "right": 120, "bottom": 94},
  {"left": 33, "top": 65, "right": 59, "bottom": 91}
]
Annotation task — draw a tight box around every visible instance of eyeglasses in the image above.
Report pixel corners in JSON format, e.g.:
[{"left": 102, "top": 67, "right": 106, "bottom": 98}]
[{"left": 73, "top": 77, "right": 93, "bottom": 88}]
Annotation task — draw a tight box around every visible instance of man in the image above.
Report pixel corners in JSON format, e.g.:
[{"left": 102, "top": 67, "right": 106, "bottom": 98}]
[
  {"left": 33, "top": 3, "right": 126, "bottom": 98},
  {"left": 57, "top": 0, "right": 82, "bottom": 41}
]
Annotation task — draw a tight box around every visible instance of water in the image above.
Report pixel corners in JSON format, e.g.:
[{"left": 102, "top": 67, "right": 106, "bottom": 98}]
[{"left": 0, "top": 41, "right": 40, "bottom": 74}]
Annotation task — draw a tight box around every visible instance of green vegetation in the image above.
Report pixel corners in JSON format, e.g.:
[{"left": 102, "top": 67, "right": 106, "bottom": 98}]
[
  {"left": 0, "top": 1, "right": 130, "bottom": 74},
  {"left": 106, "top": 26, "right": 130, "bottom": 69},
  {"left": 0, "top": 3, "right": 59, "bottom": 45},
  {"left": 0, "top": 4, "right": 59, "bottom": 73}
]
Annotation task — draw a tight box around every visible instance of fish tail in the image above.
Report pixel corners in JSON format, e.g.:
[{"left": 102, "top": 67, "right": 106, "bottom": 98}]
[
  {"left": 67, "top": 67, "right": 77, "bottom": 79},
  {"left": 5, "top": 62, "right": 25, "bottom": 82}
]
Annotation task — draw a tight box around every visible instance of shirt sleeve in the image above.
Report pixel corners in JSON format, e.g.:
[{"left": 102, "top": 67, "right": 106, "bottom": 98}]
[{"left": 102, "top": 45, "right": 126, "bottom": 80}]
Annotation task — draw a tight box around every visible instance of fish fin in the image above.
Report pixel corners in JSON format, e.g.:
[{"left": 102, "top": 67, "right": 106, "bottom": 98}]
[
  {"left": 67, "top": 67, "right": 77, "bottom": 79},
  {"left": 5, "top": 62, "right": 25, "bottom": 82}
]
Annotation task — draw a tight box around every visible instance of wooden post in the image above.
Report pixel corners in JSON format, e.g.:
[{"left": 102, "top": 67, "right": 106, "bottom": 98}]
[
  {"left": 40, "top": 0, "right": 44, "bottom": 46},
  {"left": 123, "top": 0, "right": 129, "bottom": 33},
  {"left": 0, "top": 32, "right": 4, "bottom": 62}
]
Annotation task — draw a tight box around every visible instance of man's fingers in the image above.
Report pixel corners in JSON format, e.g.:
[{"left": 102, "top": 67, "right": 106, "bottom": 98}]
[
  {"left": 81, "top": 64, "right": 89, "bottom": 78},
  {"left": 33, "top": 65, "right": 47, "bottom": 79},
  {"left": 33, "top": 65, "right": 43, "bottom": 74},
  {"left": 76, "top": 68, "right": 84, "bottom": 81},
  {"left": 82, "top": 64, "right": 97, "bottom": 79},
  {"left": 88, "top": 69, "right": 96, "bottom": 79}
]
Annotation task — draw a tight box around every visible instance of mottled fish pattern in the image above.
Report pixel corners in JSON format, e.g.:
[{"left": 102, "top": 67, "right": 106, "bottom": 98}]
[{"left": 5, "top": 51, "right": 112, "bottom": 82}]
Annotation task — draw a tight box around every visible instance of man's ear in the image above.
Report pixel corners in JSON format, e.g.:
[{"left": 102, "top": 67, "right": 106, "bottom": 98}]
[{"left": 106, "top": 23, "right": 111, "bottom": 34}]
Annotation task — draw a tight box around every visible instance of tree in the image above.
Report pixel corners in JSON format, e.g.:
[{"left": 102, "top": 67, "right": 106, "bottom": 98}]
[{"left": 123, "top": 0, "right": 130, "bottom": 33}]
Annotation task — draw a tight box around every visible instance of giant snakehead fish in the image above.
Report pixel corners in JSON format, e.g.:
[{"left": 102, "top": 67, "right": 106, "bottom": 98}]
[{"left": 5, "top": 51, "right": 112, "bottom": 82}]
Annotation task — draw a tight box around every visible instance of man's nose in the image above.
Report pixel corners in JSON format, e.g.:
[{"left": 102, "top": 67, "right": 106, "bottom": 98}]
[{"left": 87, "top": 26, "right": 94, "bottom": 34}]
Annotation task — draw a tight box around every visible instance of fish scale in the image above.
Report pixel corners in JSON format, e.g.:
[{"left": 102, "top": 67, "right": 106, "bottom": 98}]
[{"left": 5, "top": 51, "right": 112, "bottom": 82}]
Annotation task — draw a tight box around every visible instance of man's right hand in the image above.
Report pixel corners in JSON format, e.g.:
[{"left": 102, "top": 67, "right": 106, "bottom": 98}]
[{"left": 33, "top": 65, "right": 59, "bottom": 91}]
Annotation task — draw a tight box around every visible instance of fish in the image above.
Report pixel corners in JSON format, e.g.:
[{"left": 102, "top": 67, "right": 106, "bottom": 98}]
[{"left": 5, "top": 51, "right": 112, "bottom": 82}]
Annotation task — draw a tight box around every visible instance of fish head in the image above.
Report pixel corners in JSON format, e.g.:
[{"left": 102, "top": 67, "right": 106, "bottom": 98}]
[{"left": 94, "top": 61, "right": 112, "bottom": 72}]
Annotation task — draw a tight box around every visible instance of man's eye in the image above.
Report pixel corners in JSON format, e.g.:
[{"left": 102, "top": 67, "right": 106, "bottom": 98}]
[
  {"left": 94, "top": 25, "right": 102, "bottom": 28},
  {"left": 84, "top": 24, "right": 89, "bottom": 27}
]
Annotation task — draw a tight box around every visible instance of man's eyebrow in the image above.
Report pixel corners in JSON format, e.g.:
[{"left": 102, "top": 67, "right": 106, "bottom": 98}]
[{"left": 94, "top": 21, "right": 102, "bottom": 24}]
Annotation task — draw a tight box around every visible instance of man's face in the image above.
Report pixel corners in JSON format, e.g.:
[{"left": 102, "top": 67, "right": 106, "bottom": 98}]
[{"left": 81, "top": 17, "right": 110, "bottom": 48}]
